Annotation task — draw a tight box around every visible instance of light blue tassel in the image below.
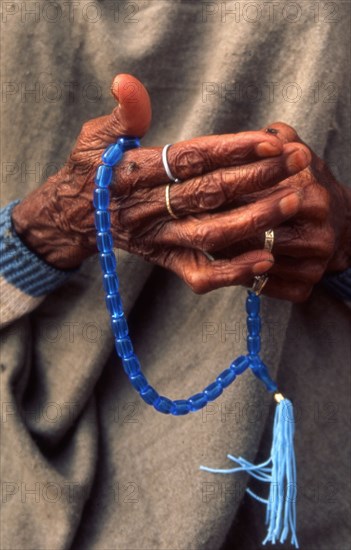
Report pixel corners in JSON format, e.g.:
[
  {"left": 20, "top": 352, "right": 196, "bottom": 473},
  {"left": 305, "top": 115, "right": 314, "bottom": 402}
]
[{"left": 200, "top": 396, "right": 298, "bottom": 548}]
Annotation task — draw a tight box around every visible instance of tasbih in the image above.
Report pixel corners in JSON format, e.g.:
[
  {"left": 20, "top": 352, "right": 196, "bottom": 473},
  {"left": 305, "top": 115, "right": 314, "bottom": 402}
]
[{"left": 94, "top": 136, "right": 298, "bottom": 548}]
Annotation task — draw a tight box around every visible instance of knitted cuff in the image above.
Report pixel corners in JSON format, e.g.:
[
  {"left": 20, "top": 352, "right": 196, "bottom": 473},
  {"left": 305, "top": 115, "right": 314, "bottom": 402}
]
[{"left": 1, "top": 200, "right": 76, "bottom": 297}]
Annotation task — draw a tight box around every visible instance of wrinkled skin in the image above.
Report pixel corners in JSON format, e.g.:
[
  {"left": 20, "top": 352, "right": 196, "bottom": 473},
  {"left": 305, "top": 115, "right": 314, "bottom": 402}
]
[{"left": 12, "top": 74, "right": 351, "bottom": 301}]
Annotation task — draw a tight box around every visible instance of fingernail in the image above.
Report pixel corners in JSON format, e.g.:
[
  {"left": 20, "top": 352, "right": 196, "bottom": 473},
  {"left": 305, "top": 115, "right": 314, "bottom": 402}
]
[
  {"left": 253, "top": 259, "right": 274, "bottom": 275},
  {"left": 286, "top": 147, "right": 311, "bottom": 174},
  {"left": 279, "top": 192, "right": 302, "bottom": 216},
  {"left": 256, "top": 141, "right": 282, "bottom": 157}
]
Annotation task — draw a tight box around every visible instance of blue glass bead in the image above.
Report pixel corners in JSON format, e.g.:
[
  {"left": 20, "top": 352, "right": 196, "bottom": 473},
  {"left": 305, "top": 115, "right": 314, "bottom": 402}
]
[
  {"left": 102, "top": 143, "right": 123, "bottom": 167},
  {"left": 97, "top": 231, "right": 113, "bottom": 253},
  {"left": 140, "top": 385, "right": 159, "bottom": 405},
  {"left": 118, "top": 137, "right": 141, "bottom": 151},
  {"left": 106, "top": 293, "right": 123, "bottom": 316},
  {"left": 247, "top": 316, "right": 261, "bottom": 336},
  {"left": 216, "top": 368, "right": 236, "bottom": 388},
  {"left": 94, "top": 210, "right": 111, "bottom": 232},
  {"left": 115, "top": 336, "right": 133, "bottom": 358},
  {"left": 188, "top": 392, "right": 208, "bottom": 412},
  {"left": 204, "top": 381, "right": 223, "bottom": 401},
  {"left": 94, "top": 164, "right": 113, "bottom": 187},
  {"left": 122, "top": 354, "right": 141, "bottom": 377},
  {"left": 230, "top": 355, "right": 250, "bottom": 375},
  {"left": 93, "top": 188, "right": 109, "bottom": 210},
  {"left": 246, "top": 292, "right": 260, "bottom": 316},
  {"left": 111, "top": 315, "right": 128, "bottom": 338},
  {"left": 249, "top": 357, "right": 278, "bottom": 392},
  {"left": 171, "top": 400, "right": 191, "bottom": 416},
  {"left": 247, "top": 335, "right": 261, "bottom": 355},
  {"left": 154, "top": 396, "right": 174, "bottom": 414},
  {"left": 99, "top": 252, "right": 116, "bottom": 274},
  {"left": 130, "top": 372, "right": 148, "bottom": 392},
  {"left": 103, "top": 273, "right": 119, "bottom": 295}
]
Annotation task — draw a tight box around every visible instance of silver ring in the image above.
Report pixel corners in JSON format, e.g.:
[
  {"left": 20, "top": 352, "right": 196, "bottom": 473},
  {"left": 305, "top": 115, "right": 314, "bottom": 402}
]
[
  {"left": 203, "top": 251, "right": 215, "bottom": 262},
  {"left": 162, "top": 144, "right": 181, "bottom": 183},
  {"left": 252, "top": 274, "right": 269, "bottom": 295},
  {"left": 264, "top": 229, "right": 274, "bottom": 252},
  {"left": 252, "top": 229, "right": 274, "bottom": 295}
]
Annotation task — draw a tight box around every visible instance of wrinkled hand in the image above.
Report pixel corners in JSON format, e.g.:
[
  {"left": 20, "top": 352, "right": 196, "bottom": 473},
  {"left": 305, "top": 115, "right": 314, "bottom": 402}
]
[
  {"left": 217, "top": 123, "right": 351, "bottom": 302},
  {"left": 12, "top": 75, "right": 313, "bottom": 294}
]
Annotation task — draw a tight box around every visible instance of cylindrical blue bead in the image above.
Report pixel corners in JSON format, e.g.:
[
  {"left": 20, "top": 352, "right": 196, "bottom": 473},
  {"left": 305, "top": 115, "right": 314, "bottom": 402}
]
[
  {"left": 154, "top": 396, "right": 174, "bottom": 414},
  {"left": 99, "top": 252, "right": 116, "bottom": 274},
  {"left": 246, "top": 292, "right": 260, "bottom": 316},
  {"left": 94, "top": 210, "right": 111, "bottom": 231},
  {"left": 102, "top": 144, "right": 123, "bottom": 167},
  {"left": 216, "top": 368, "right": 236, "bottom": 388},
  {"left": 115, "top": 337, "right": 133, "bottom": 358},
  {"left": 140, "top": 385, "right": 159, "bottom": 405},
  {"left": 106, "top": 293, "right": 123, "bottom": 316},
  {"left": 171, "top": 400, "right": 191, "bottom": 416},
  {"left": 204, "top": 381, "right": 223, "bottom": 401},
  {"left": 103, "top": 273, "right": 119, "bottom": 295},
  {"left": 249, "top": 358, "right": 278, "bottom": 392},
  {"left": 247, "top": 335, "right": 260, "bottom": 355},
  {"left": 111, "top": 315, "right": 128, "bottom": 338},
  {"left": 247, "top": 316, "right": 261, "bottom": 336},
  {"left": 93, "top": 188, "right": 109, "bottom": 210},
  {"left": 188, "top": 392, "right": 208, "bottom": 412},
  {"left": 122, "top": 354, "right": 141, "bottom": 377},
  {"left": 230, "top": 355, "right": 250, "bottom": 375},
  {"left": 129, "top": 372, "right": 148, "bottom": 392},
  {"left": 118, "top": 137, "right": 141, "bottom": 151},
  {"left": 97, "top": 231, "right": 113, "bottom": 253},
  {"left": 94, "top": 164, "right": 113, "bottom": 187}
]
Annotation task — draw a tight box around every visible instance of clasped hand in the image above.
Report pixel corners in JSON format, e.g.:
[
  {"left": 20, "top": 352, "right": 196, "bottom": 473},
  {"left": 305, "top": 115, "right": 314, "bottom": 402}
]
[{"left": 12, "top": 74, "right": 351, "bottom": 302}]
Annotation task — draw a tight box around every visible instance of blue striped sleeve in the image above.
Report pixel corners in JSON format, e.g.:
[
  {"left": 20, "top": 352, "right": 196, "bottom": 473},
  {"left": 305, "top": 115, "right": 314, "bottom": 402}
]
[
  {"left": 1, "top": 200, "right": 75, "bottom": 297},
  {"left": 322, "top": 269, "right": 351, "bottom": 302}
]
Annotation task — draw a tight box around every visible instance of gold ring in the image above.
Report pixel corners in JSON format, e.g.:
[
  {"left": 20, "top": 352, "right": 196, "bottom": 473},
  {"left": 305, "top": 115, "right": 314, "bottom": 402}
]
[{"left": 165, "top": 183, "right": 179, "bottom": 219}]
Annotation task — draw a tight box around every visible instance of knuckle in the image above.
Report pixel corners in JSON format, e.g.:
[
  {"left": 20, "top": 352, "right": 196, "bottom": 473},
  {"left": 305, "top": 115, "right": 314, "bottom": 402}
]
[
  {"left": 172, "top": 146, "right": 210, "bottom": 178},
  {"left": 194, "top": 173, "right": 227, "bottom": 210},
  {"left": 303, "top": 264, "right": 325, "bottom": 284},
  {"left": 185, "top": 271, "right": 207, "bottom": 294},
  {"left": 291, "top": 285, "right": 313, "bottom": 303},
  {"left": 81, "top": 120, "right": 92, "bottom": 134},
  {"left": 193, "top": 223, "right": 212, "bottom": 250}
]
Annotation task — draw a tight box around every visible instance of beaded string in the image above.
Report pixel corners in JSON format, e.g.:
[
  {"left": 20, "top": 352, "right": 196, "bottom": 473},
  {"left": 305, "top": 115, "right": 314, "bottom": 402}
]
[{"left": 93, "top": 137, "right": 278, "bottom": 415}]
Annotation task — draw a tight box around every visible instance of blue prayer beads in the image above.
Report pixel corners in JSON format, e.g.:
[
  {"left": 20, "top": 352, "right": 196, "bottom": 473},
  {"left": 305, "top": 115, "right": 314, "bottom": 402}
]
[{"left": 94, "top": 137, "right": 278, "bottom": 415}]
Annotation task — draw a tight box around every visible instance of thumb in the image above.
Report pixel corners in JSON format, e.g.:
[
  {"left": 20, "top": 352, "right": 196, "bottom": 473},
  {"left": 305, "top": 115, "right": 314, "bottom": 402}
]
[{"left": 110, "top": 73, "right": 152, "bottom": 137}]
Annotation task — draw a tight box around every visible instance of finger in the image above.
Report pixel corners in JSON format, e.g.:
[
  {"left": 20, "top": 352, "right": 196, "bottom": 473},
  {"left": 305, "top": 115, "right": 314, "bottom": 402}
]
[
  {"left": 158, "top": 143, "right": 311, "bottom": 217},
  {"left": 114, "top": 131, "right": 285, "bottom": 190},
  {"left": 149, "top": 248, "right": 274, "bottom": 294},
  {"left": 264, "top": 224, "right": 334, "bottom": 260},
  {"left": 117, "top": 143, "right": 310, "bottom": 225},
  {"left": 153, "top": 187, "right": 303, "bottom": 253},
  {"left": 269, "top": 256, "right": 327, "bottom": 284},
  {"left": 212, "top": 223, "right": 333, "bottom": 262},
  {"left": 79, "top": 74, "right": 152, "bottom": 147}
]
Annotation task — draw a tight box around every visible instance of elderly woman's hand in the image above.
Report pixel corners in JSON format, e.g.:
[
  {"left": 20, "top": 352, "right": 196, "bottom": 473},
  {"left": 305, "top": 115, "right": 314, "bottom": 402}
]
[
  {"left": 216, "top": 123, "right": 351, "bottom": 302},
  {"left": 12, "top": 75, "right": 311, "bottom": 294}
]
